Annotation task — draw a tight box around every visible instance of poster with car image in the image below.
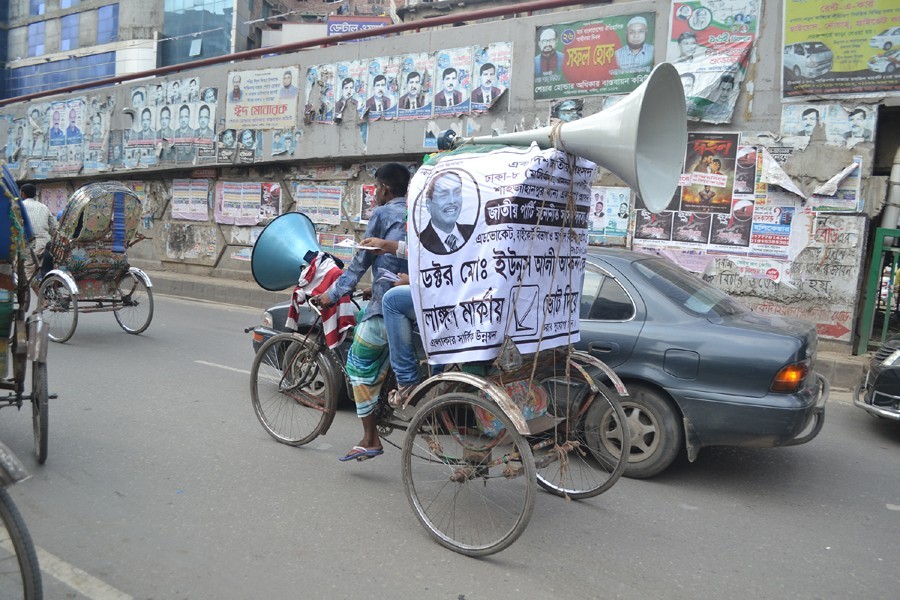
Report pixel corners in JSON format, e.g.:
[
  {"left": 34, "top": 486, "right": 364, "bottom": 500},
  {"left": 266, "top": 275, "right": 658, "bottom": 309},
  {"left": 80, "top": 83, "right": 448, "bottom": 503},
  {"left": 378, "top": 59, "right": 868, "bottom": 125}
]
[{"left": 782, "top": 0, "right": 900, "bottom": 97}]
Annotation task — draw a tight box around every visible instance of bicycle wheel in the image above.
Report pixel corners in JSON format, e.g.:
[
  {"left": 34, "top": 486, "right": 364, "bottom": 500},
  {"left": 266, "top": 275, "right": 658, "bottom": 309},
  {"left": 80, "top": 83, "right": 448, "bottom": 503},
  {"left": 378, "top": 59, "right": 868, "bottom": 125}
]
[
  {"left": 113, "top": 272, "right": 153, "bottom": 334},
  {"left": 31, "top": 362, "right": 48, "bottom": 465},
  {"left": 0, "top": 486, "right": 42, "bottom": 599},
  {"left": 37, "top": 276, "right": 77, "bottom": 344},
  {"left": 402, "top": 392, "right": 535, "bottom": 557},
  {"left": 534, "top": 378, "right": 629, "bottom": 499},
  {"left": 250, "top": 332, "right": 338, "bottom": 446}
]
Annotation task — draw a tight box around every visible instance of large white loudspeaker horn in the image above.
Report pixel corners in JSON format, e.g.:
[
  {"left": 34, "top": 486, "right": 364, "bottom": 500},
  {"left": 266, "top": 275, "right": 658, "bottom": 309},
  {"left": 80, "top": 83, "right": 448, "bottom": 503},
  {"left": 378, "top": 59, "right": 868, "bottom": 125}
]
[
  {"left": 468, "top": 62, "right": 687, "bottom": 214},
  {"left": 251, "top": 212, "right": 322, "bottom": 291}
]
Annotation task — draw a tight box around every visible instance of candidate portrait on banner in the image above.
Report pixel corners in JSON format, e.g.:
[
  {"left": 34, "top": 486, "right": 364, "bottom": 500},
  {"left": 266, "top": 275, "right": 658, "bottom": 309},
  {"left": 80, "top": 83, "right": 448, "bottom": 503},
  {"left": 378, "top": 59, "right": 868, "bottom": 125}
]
[{"left": 415, "top": 171, "right": 479, "bottom": 255}]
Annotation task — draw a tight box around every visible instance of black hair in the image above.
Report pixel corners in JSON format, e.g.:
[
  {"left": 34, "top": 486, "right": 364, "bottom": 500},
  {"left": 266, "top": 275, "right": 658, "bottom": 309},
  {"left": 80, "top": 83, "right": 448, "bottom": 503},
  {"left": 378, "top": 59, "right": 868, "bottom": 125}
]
[
  {"left": 801, "top": 107, "right": 819, "bottom": 118},
  {"left": 375, "top": 163, "right": 411, "bottom": 197},
  {"left": 849, "top": 108, "right": 867, "bottom": 119},
  {"left": 373, "top": 74, "right": 387, "bottom": 85},
  {"left": 677, "top": 31, "right": 697, "bottom": 43},
  {"left": 341, "top": 77, "right": 354, "bottom": 88},
  {"left": 442, "top": 67, "right": 457, "bottom": 80},
  {"left": 480, "top": 62, "right": 496, "bottom": 75},
  {"left": 20, "top": 183, "right": 36, "bottom": 199},
  {"left": 406, "top": 71, "right": 420, "bottom": 82}
]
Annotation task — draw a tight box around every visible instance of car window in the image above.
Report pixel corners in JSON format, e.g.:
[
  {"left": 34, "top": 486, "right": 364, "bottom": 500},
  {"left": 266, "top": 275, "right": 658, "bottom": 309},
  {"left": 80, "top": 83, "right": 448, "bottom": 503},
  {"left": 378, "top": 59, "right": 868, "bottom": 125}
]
[
  {"left": 580, "top": 265, "right": 635, "bottom": 321},
  {"left": 632, "top": 257, "right": 748, "bottom": 320}
]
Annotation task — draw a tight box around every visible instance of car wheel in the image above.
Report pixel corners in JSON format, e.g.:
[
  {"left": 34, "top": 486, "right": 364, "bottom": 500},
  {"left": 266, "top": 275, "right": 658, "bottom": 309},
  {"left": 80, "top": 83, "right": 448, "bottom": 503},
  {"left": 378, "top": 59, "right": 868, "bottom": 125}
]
[
  {"left": 885, "top": 42, "right": 892, "bottom": 51},
  {"left": 887, "top": 63, "right": 896, "bottom": 74},
  {"left": 793, "top": 65, "right": 802, "bottom": 78},
  {"left": 599, "top": 383, "right": 684, "bottom": 479}
]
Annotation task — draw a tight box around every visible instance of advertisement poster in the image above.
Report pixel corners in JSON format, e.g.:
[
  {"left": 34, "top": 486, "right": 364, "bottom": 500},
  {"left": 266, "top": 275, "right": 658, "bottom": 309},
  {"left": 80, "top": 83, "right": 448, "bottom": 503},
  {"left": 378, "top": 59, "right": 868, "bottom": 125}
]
[
  {"left": 471, "top": 42, "right": 512, "bottom": 112},
  {"left": 667, "top": 1, "right": 760, "bottom": 123},
  {"left": 291, "top": 184, "right": 342, "bottom": 225},
  {"left": 407, "top": 146, "right": 594, "bottom": 365},
  {"left": 680, "top": 132, "right": 739, "bottom": 214},
  {"left": 225, "top": 67, "right": 300, "bottom": 130},
  {"left": 782, "top": 0, "right": 900, "bottom": 97},
  {"left": 360, "top": 184, "right": 377, "bottom": 224},
  {"left": 533, "top": 13, "right": 656, "bottom": 101},
  {"left": 171, "top": 179, "right": 210, "bottom": 221},
  {"left": 214, "top": 181, "right": 266, "bottom": 225},
  {"left": 397, "top": 53, "right": 434, "bottom": 120},
  {"left": 780, "top": 103, "right": 878, "bottom": 148},
  {"left": 39, "top": 185, "right": 70, "bottom": 216},
  {"left": 432, "top": 47, "right": 474, "bottom": 117}
]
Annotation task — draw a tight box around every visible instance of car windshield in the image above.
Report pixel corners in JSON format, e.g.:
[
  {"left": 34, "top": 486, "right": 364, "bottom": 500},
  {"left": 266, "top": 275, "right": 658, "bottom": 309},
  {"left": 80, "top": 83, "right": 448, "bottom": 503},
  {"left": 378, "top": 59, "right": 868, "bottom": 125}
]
[
  {"left": 802, "top": 42, "right": 828, "bottom": 53},
  {"left": 632, "top": 257, "right": 747, "bottom": 320}
]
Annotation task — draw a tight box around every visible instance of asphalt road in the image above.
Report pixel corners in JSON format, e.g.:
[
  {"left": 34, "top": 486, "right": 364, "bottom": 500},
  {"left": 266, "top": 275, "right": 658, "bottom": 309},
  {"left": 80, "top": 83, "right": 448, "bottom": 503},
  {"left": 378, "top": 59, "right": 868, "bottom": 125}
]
[{"left": 0, "top": 294, "right": 897, "bottom": 600}]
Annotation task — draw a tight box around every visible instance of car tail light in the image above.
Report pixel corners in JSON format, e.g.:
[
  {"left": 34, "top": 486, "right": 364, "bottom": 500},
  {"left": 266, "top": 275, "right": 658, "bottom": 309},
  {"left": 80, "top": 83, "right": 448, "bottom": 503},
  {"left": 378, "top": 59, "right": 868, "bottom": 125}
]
[{"left": 771, "top": 361, "right": 809, "bottom": 393}]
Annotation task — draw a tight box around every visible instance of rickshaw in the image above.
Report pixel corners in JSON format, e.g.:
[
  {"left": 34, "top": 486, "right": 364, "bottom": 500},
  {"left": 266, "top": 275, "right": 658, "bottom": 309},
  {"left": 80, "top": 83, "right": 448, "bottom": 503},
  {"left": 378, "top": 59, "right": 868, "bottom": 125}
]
[
  {"left": 0, "top": 163, "right": 52, "bottom": 465},
  {"left": 38, "top": 182, "right": 153, "bottom": 343}
]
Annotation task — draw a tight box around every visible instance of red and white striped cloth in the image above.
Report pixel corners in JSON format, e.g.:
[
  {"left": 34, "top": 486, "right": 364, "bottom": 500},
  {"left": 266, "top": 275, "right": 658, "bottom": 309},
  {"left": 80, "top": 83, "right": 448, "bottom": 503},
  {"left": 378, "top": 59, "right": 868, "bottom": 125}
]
[{"left": 285, "top": 252, "right": 356, "bottom": 349}]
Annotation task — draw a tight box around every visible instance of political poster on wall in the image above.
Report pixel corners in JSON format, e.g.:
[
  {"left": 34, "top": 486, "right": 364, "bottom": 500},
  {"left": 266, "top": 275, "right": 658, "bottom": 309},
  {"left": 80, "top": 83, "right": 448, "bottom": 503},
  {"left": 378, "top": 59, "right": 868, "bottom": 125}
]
[
  {"left": 213, "top": 181, "right": 271, "bottom": 225},
  {"left": 782, "top": 0, "right": 900, "bottom": 98},
  {"left": 305, "top": 64, "right": 335, "bottom": 124},
  {"left": 365, "top": 56, "right": 400, "bottom": 120},
  {"left": 533, "top": 13, "right": 656, "bottom": 101},
  {"left": 407, "top": 145, "right": 595, "bottom": 365},
  {"left": 225, "top": 67, "right": 300, "bottom": 130},
  {"left": 667, "top": 1, "right": 760, "bottom": 124},
  {"left": 334, "top": 60, "right": 367, "bottom": 122},
  {"left": 290, "top": 183, "right": 343, "bottom": 225},
  {"left": 397, "top": 53, "right": 433, "bottom": 120},
  {"left": 472, "top": 42, "right": 512, "bottom": 113},
  {"left": 780, "top": 103, "right": 878, "bottom": 149},
  {"left": 432, "top": 47, "right": 473, "bottom": 117}
]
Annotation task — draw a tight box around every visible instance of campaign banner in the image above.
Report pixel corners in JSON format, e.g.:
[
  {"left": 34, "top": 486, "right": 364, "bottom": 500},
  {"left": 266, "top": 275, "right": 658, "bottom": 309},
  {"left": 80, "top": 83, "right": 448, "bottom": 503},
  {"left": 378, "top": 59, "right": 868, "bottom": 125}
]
[
  {"left": 533, "top": 13, "right": 656, "bottom": 101},
  {"left": 225, "top": 67, "right": 300, "bottom": 130},
  {"left": 783, "top": 0, "right": 900, "bottom": 97},
  {"left": 408, "top": 145, "right": 595, "bottom": 365}
]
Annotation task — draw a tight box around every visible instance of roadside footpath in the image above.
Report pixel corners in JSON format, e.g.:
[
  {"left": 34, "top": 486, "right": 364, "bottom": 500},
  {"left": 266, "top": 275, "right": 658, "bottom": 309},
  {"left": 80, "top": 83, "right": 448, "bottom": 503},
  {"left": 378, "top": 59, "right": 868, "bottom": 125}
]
[{"left": 144, "top": 269, "right": 871, "bottom": 392}]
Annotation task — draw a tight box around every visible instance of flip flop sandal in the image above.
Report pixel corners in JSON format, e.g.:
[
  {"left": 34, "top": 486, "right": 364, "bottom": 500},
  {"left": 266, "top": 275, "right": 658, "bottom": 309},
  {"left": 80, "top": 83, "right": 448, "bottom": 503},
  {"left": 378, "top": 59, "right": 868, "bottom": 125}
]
[{"left": 339, "top": 446, "right": 384, "bottom": 462}]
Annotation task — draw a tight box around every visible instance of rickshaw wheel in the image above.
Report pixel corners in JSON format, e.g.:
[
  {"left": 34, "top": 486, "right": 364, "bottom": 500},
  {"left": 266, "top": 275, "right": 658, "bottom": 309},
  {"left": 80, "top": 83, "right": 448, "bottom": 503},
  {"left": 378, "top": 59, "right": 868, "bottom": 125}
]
[
  {"left": 114, "top": 271, "right": 154, "bottom": 334},
  {"left": 38, "top": 275, "right": 78, "bottom": 344},
  {"left": 31, "top": 361, "right": 48, "bottom": 465},
  {"left": 402, "top": 392, "right": 535, "bottom": 557},
  {"left": 250, "top": 332, "right": 338, "bottom": 446},
  {"left": 535, "top": 378, "right": 629, "bottom": 499}
]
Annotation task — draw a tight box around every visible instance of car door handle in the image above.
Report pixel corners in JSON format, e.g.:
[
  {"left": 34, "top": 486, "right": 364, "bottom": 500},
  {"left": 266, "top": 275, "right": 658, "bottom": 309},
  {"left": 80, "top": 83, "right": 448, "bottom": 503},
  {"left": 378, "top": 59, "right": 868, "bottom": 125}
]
[{"left": 588, "top": 342, "right": 619, "bottom": 354}]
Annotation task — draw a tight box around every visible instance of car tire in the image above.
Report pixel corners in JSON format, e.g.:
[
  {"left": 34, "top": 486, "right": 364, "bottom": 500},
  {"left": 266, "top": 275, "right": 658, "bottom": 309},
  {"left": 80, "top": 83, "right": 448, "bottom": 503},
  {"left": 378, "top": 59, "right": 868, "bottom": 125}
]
[
  {"left": 887, "top": 63, "right": 896, "bottom": 74},
  {"left": 884, "top": 42, "right": 892, "bottom": 51},
  {"left": 793, "top": 65, "right": 802, "bottom": 78},
  {"left": 611, "top": 383, "right": 684, "bottom": 479}
]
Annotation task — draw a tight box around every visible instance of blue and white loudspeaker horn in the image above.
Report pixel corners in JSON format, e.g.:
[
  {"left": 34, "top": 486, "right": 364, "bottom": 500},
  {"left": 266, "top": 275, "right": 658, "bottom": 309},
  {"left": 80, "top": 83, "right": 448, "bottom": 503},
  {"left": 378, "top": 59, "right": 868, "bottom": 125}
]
[{"left": 251, "top": 212, "right": 321, "bottom": 291}]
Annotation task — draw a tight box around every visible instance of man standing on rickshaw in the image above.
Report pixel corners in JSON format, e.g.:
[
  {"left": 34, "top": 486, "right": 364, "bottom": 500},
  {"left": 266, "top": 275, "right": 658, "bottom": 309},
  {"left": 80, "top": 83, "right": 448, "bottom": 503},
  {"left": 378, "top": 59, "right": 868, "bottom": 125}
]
[
  {"left": 314, "top": 163, "right": 410, "bottom": 462},
  {"left": 19, "top": 183, "right": 57, "bottom": 291}
]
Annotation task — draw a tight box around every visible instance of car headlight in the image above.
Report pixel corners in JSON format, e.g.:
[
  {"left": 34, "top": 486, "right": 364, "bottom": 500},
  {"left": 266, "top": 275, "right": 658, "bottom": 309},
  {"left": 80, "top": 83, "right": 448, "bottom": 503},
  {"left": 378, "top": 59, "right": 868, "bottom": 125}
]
[
  {"left": 261, "top": 310, "right": 273, "bottom": 328},
  {"left": 882, "top": 349, "right": 900, "bottom": 367}
]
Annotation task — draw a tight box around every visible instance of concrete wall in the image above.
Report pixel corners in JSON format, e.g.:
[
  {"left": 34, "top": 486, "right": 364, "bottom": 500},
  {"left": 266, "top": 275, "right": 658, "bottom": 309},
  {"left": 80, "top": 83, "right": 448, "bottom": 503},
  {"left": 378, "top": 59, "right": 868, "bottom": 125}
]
[{"left": 2, "top": 0, "right": 898, "bottom": 351}]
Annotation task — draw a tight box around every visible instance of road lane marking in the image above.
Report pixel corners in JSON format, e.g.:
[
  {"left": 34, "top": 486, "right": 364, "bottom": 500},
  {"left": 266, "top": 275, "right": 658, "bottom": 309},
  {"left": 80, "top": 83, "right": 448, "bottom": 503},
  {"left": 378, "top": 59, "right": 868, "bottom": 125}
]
[
  {"left": 195, "top": 360, "right": 251, "bottom": 375},
  {"left": 0, "top": 541, "right": 132, "bottom": 599}
]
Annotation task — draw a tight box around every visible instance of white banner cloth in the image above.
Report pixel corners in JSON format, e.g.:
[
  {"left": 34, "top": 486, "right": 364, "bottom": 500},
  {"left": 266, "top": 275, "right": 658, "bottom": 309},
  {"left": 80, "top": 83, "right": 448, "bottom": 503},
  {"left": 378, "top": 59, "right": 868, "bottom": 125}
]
[{"left": 408, "top": 143, "right": 595, "bottom": 365}]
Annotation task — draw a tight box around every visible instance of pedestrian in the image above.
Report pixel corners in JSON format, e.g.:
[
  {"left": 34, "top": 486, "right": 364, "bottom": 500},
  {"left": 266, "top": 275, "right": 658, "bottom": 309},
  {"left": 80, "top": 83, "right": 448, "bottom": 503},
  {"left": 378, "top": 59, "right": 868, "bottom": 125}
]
[{"left": 19, "top": 183, "right": 58, "bottom": 290}]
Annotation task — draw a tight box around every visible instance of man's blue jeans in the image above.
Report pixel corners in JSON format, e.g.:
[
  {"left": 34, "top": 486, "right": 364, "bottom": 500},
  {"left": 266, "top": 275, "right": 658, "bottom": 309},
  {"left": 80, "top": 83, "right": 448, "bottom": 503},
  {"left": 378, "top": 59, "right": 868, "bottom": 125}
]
[{"left": 382, "top": 285, "right": 419, "bottom": 387}]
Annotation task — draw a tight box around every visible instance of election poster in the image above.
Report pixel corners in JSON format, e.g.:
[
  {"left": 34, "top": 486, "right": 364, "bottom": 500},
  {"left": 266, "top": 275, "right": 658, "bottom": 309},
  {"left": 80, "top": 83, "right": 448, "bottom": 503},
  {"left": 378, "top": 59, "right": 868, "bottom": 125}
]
[
  {"left": 214, "top": 181, "right": 268, "bottom": 225},
  {"left": 397, "top": 53, "right": 434, "bottom": 120},
  {"left": 305, "top": 64, "right": 335, "bottom": 124},
  {"left": 472, "top": 42, "right": 512, "bottom": 113},
  {"left": 225, "top": 67, "right": 300, "bottom": 130},
  {"left": 291, "top": 183, "right": 342, "bottom": 225},
  {"left": 667, "top": 1, "right": 760, "bottom": 123},
  {"left": 432, "top": 47, "right": 474, "bottom": 117},
  {"left": 334, "top": 60, "right": 368, "bottom": 122},
  {"left": 782, "top": 0, "right": 900, "bottom": 97},
  {"left": 407, "top": 145, "right": 595, "bottom": 365},
  {"left": 533, "top": 13, "right": 656, "bottom": 101},
  {"left": 365, "top": 56, "right": 400, "bottom": 121}
]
